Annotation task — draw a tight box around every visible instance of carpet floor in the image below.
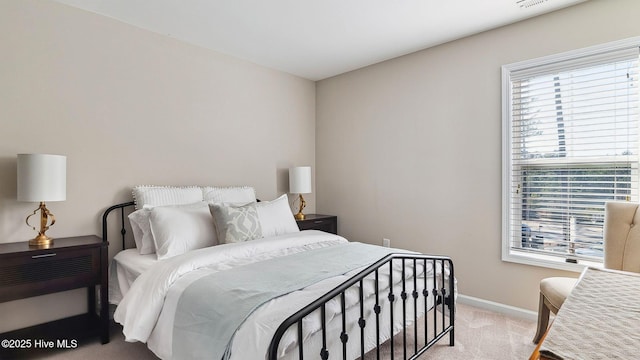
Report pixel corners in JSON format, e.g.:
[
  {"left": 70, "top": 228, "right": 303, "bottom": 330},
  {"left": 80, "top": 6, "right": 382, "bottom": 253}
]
[{"left": 9, "top": 303, "right": 537, "bottom": 359}]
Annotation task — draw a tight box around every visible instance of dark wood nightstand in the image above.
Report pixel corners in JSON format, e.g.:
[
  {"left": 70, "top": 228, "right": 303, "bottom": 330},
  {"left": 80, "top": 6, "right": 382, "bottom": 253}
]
[
  {"left": 296, "top": 214, "right": 338, "bottom": 234},
  {"left": 0, "top": 235, "right": 109, "bottom": 356}
]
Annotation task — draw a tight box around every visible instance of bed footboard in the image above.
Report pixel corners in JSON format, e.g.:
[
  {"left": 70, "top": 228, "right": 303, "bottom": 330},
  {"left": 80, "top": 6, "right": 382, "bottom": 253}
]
[{"left": 268, "top": 254, "right": 455, "bottom": 360}]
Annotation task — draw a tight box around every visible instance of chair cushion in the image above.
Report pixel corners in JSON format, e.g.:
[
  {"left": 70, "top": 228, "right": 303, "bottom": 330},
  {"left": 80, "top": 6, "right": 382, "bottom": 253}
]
[{"left": 540, "top": 277, "right": 578, "bottom": 311}]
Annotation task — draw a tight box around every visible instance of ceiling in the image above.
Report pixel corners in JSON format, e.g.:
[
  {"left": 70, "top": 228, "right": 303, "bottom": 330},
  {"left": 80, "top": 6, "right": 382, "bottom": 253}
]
[{"left": 53, "top": 0, "right": 588, "bottom": 80}]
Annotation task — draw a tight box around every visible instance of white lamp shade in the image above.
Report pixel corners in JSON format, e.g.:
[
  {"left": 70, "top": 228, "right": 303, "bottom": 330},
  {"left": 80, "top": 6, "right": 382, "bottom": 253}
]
[
  {"left": 289, "top": 166, "right": 312, "bottom": 194},
  {"left": 17, "top": 154, "right": 67, "bottom": 202}
]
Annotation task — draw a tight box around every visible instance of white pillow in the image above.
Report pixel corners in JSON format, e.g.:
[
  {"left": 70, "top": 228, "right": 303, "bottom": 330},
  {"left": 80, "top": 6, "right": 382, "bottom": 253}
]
[
  {"left": 128, "top": 209, "right": 154, "bottom": 255},
  {"left": 133, "top": 185, "right": 203, "bottom": 210},
  {"left": 149, "top": 203, "right": 217, "bottom": 260},
  {"left": 128, "top": 202, "right": 206, "bottom": 255},
  {"left": 256, "top": 194, "right": 300, "bottom": 238},
  {"left": 202, "top": 186, "right": 256, "bottom": 203}
]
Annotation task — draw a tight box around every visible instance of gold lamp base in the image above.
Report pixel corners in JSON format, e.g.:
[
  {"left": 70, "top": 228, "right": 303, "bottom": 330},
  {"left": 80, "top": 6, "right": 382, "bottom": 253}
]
[
  {"left": 29, "top": 234, "right": 53, "bottom": 248},
  {"left": 294, "top": 194, "right": 307, "bottom": 220},
  {"left": 26, "top": 202, "right": 56, "bottom": 248}
]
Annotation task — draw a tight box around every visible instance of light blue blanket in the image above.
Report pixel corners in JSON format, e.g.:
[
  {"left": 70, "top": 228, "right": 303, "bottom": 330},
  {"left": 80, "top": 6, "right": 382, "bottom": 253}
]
[{"left": 172, "top": 242, "right": 398, "bottom": 360}]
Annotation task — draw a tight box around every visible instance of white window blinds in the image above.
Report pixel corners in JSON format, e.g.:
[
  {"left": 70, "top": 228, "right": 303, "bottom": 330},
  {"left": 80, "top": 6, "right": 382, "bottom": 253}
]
[{"left": 503, "top": 40, "right": 640, "bottom": 267}]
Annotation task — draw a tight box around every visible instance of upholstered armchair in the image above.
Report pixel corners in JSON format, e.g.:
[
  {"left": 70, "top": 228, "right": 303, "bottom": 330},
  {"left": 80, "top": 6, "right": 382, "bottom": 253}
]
[{"left": 532, "top": 201, "right": 640, "bottom": 344}]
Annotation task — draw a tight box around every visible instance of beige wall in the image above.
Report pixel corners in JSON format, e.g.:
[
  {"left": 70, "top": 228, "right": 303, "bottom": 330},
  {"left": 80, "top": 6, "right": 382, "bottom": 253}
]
[
  {"left": 316, "top": 0, "right": 640, "bottom": 311},
  {"left": 0, "top": 0, "right": 315, "bottom": 332}
]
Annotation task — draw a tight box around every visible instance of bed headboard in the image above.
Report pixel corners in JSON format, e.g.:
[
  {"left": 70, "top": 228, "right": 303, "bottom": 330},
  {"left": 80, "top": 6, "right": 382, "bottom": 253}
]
[
  {"left": 101, "top": 198, "right": 262, "bottom": 252},
  {"left": 103, "top": 186, "right": 257, "bottom": 251},
  {"left": 102, "top": 201, "right": 135, "bottom": 251}
]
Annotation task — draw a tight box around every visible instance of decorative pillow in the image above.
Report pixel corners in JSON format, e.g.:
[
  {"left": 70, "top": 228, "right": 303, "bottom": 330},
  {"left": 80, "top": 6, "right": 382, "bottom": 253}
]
[
  {"left": 149, "top": 203, "right": 217, "bottom": 260},
  {"left": 128, "top": 202, "right": 207, "bottom": 255},
  {"left": 202, "top": 186, "right": 256, "bottom": 204},
  {"left": 133, "top": 185, "right": 203, "bottom": 210},
  {"left": 256, "top": 194, "right": 299, "bottom": 238},
  {"left": 209, "top": 202, "right": 263, "bottom": 244}
]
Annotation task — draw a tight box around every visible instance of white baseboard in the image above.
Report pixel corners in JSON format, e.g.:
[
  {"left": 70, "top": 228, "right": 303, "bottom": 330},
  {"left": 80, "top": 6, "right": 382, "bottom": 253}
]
[{"left": 457, "top": 294, "right": 537, "bottom": 321}]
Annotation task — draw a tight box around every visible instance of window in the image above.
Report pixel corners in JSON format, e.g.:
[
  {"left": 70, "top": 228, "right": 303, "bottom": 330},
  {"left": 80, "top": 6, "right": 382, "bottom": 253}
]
[{"left": 502, "top": 38, "right": 640, "bottom": 271}]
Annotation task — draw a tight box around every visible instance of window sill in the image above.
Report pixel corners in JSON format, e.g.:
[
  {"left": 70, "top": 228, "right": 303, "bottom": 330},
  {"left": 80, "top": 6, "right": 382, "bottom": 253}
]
[{"left": 502, "top": 249, "right": 603, "bottom": 273}]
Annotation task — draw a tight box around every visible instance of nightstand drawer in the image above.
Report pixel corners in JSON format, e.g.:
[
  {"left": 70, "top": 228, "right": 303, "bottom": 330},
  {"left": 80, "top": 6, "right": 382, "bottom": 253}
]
[
  {"left": 296, "top": 214, "right": 338, "bottom": 234},
  {"left": 298, "top": 219, "right": 332, "bottom": 232},
  {"left": 0, "top": 247, "right": 100, "bottom": 303}
]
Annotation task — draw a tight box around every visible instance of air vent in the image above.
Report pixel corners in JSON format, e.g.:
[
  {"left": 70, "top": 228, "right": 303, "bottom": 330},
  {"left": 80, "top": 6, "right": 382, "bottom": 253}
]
[{"left": 517, "top": 0, "right": 549, "bottom": 8}]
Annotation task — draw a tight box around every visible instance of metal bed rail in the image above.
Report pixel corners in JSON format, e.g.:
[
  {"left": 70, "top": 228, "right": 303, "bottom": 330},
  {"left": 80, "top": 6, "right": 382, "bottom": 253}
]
[{"left": 268, "top": 254, "right": 455, "bottom": 360}]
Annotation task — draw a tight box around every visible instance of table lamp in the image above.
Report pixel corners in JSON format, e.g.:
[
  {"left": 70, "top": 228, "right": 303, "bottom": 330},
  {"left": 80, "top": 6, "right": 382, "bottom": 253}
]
[
  {"left": 289, "top": 166, "right": 311, "bottom": 220},
  {"left": 17, "top": 154, "right": 67, "bottom": 247}
]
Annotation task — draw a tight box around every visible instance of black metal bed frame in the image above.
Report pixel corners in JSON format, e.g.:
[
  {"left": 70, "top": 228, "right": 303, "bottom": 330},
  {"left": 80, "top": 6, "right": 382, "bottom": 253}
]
[
  {"left": 102, "top": 201, "right": 135, "bottom": 250},
  {"left": 102, "top": 201, "right": 455, "bottom": 360}
]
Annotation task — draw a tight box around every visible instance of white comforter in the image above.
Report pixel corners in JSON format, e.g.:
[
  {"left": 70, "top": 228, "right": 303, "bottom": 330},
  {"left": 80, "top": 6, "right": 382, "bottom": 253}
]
[{"left": 114, "top": 231, "right": 439, "bottom": 359}]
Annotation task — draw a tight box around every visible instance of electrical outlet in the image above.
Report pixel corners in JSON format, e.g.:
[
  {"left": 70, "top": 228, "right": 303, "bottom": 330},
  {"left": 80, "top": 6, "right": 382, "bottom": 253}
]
[{"left": 383, "top": 238, "right": 391, "bottom": 247}]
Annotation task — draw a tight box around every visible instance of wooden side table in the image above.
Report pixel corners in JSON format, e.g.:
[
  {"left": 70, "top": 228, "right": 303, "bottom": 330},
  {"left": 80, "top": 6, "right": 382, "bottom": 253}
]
[
  {"left": 0, "top": 235, "right": 109, "bottom": 356},
  {"left": 296, "top": 214, "right": 338, "bottom": 234}
]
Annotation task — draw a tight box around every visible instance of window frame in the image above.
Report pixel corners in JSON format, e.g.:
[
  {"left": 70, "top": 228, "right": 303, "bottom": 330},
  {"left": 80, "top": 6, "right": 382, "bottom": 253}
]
[{"left": 501, "top": 37, "right": 640, "bottom": 272}]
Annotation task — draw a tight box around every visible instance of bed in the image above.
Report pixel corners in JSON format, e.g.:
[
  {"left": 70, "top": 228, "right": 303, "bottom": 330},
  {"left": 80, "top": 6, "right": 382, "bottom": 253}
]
[{"left": 103, "top": 185, "right": 455, "bottom": 360}]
